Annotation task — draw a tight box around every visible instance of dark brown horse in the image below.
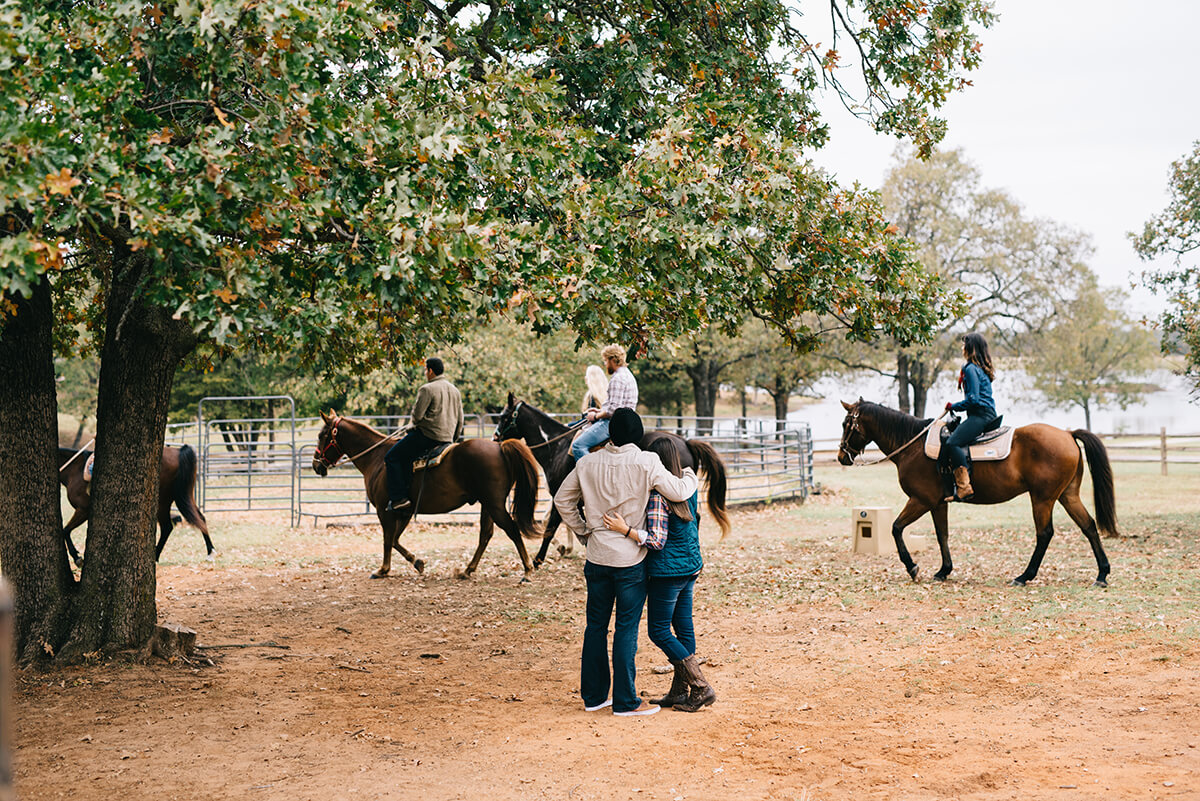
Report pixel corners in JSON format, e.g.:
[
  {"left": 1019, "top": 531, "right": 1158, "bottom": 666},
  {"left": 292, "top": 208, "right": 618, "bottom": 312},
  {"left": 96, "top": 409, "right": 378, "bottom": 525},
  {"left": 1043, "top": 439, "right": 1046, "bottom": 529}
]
[
  {"left": 837, "top": 400, "right": 1116, "bottom": 587},
  {"left": 311, "top": 411, "right": 543, "bottom": 580},
  {"left": 57, "top": 444, "right": 214, "bottom": 565},
  {"left": 492, "top": 394, "right": 730, "bottom": 565}
]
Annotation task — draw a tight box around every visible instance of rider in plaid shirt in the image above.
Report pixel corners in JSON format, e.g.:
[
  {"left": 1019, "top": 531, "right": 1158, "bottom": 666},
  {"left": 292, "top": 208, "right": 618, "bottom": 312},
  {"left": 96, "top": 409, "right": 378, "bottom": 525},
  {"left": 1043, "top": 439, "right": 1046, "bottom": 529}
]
[{"left": 571, "top": 344, "right": 639, "bottom": 460}]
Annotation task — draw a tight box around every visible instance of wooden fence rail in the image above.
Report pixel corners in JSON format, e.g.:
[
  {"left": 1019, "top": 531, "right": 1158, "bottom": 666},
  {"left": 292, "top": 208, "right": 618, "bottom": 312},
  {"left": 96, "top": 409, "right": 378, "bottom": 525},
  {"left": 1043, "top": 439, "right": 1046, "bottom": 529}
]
[{"left": 813, "top": 427, "right": 1200, "bottom": 475}]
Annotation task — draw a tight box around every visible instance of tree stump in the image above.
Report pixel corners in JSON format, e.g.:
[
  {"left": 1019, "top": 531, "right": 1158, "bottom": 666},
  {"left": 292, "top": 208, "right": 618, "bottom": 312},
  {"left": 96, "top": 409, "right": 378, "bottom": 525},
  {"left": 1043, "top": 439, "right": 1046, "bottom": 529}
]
[{"left": 150, "top": 623, "right": 197, "bottom": 660}]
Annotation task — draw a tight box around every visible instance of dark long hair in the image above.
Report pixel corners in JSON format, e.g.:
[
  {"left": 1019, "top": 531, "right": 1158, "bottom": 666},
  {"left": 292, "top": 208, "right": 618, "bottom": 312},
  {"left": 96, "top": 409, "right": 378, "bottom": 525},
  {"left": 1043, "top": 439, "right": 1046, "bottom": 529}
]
[
  {"left": 646, "top": 438, "right": 695, "bottom": 522},
  {"left": 962, "top": 332, "right": 995, "bottom": 380}
]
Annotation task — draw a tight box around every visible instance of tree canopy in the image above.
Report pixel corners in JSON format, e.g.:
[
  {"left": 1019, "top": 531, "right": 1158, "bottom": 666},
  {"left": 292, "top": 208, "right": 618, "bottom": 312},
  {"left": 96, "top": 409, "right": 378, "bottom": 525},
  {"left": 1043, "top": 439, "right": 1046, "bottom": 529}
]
[
  {"left": 0, "top": 0, "right": 996, "bottom": 662},
  {"left": 1132, "top": 140, "right": 1200, "bottom": 386}
]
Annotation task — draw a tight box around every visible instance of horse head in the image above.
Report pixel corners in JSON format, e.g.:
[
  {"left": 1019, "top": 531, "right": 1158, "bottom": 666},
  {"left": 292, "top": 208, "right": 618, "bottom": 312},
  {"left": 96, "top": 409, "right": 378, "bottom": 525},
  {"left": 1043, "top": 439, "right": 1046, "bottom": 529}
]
[
  {"left": 837, "top": 398, "right": 870, "bottom": 466},
  {"left": 492, "top": 393, "right": 524, "bottom": 442},
  {"left": 312, "top": 409, "right": 343, "bottom": 476}
]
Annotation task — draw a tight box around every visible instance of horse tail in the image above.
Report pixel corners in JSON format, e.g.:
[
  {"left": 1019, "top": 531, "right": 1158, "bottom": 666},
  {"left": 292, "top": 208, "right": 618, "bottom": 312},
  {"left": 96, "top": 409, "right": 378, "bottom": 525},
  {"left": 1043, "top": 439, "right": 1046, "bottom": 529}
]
[
  {"left": 1072, "top": 430, "right": 1118, "bottom": 536},
  {"left": 172, "top": 445, "right": 210, "bottom": 533},
  {"left": 501, "top": 439, "right": 544, "bottom": 540},
  {"left": 686, "top": 439, "right": 730, "bottom": 540}
]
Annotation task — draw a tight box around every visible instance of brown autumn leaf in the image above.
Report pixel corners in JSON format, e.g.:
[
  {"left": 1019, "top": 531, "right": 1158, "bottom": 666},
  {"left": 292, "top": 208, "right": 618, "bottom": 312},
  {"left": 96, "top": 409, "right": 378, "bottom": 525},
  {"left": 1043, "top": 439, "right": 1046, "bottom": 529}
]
[
  {"left": 213, "top": 287, "right": 238, "bottom": 303},
  {"left": 147, "top": 127, "right": 173, "bottom": 146},
  {"left": 43, "top": 167, "right": 82, "bottom": 197}
]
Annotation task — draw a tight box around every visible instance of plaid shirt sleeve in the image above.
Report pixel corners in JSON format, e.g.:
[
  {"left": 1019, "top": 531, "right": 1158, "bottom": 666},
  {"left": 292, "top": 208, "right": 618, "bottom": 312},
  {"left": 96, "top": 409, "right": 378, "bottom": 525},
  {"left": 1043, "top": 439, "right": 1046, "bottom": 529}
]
[
  {"left": 643, "top": 491, "right": 669, "bottom": 550},
  {"left": 601, "top": 367, "right": 638, "bottom": 415}
]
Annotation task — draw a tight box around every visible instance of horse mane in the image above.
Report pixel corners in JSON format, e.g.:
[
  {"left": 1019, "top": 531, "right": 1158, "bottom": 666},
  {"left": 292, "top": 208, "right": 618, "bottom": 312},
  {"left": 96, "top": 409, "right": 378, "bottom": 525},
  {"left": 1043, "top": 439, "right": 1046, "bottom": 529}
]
[
  {"left": 340, "top": 415, "right": 388, "bottom": 438},
  {"left": 861, "top": 401, "right": 932, "bottom": 442}
]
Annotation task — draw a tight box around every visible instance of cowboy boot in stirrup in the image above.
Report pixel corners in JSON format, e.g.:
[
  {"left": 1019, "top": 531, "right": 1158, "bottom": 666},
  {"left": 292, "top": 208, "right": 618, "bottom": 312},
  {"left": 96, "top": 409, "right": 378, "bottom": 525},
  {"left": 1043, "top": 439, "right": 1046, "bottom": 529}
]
[
  {"left": 673, "top": 654, "right": 716, "bottom": 713},
  {"left": 953, "top": 466, "right": 974, "bottom": 501},
  {"left": 651, "top": 660, "right": 689, "bottom": 708}
]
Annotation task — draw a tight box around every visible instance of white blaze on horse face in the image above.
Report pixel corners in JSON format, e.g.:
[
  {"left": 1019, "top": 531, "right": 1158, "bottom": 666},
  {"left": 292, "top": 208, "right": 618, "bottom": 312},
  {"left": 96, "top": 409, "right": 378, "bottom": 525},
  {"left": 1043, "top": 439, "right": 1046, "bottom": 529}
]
[{"left": 538, "top": 425, "right": 548, "bottom": 443}]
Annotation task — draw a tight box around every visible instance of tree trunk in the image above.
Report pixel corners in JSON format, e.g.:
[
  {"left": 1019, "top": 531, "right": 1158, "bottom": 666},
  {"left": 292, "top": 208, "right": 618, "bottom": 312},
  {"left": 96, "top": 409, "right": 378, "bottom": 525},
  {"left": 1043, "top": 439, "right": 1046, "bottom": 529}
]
[
  {"left": 58, "top": 250, "right": 196, "bottom": 661},
  {"left": 771, "top": 377, "right": 790, "bottom": 433},
  {"left": 909, "top": 356, "right": 933, "bottom": 417},
  {"left": 1083, "top": 401, "right": 1092, "bottom": 432},
  {"left": 686, "top": 359, "right": 721, "bottom": 435},
  {"left": 0, "top": 283, "right": 76, "bottom": 664},
  {"left": 897, "top": 353, "right": 912, "bottom": 414}
]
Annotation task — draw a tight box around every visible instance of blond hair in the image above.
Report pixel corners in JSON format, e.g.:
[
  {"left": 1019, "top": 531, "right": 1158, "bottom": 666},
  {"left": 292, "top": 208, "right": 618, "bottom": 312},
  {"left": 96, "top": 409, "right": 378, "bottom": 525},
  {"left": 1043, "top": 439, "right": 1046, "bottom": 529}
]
[
  {"left": 581, "top": 364, "right": 609, "bottom": 413},
  {"left": 600, "top": 344, "right": 626, "bottom": 367}
]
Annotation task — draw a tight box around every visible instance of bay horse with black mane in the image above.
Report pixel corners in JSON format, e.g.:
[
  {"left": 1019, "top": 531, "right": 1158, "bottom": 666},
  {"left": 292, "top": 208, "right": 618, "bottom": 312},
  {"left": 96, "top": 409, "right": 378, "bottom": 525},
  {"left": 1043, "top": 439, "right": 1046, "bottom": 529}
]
[
  {"left": 492, "top": 393, "right": 730, "bottom": 565},
  {"left": 837, "top": 399, "right": 1116, "bottom": 586},
  {"left": 58, "top": 444, "right": 214, "bottom": 565},
  {"left": 311, "top": 411, "right": 543, "bottom": 581}
]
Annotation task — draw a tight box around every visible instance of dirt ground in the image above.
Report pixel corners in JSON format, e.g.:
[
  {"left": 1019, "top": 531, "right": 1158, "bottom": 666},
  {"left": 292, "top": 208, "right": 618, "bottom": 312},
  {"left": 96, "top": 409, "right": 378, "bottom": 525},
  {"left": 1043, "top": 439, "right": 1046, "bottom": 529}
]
[{"left": 14, "top": 498, "right": 1200, "bottom": 801}]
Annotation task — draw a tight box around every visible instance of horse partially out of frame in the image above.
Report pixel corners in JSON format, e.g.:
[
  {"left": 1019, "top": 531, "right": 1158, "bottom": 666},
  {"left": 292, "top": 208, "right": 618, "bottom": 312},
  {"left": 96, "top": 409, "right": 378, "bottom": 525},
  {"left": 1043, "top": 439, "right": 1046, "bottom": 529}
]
[{"left": 57, "top": 444, "right": 214, "bottom": 565}]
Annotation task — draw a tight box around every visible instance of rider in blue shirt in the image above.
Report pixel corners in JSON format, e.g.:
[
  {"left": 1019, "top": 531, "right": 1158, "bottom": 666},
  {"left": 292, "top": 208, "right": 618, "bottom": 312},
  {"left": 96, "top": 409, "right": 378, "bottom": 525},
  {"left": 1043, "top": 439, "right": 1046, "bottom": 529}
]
[{"left": 944, "top": 332, "right": 998, "bottom": 501}]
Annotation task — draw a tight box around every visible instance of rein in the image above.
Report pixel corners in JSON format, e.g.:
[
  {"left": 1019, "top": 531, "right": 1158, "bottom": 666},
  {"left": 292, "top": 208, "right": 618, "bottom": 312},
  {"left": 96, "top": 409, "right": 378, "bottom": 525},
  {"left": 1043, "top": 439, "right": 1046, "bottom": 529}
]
[
  {"left": 846, "top": 410, "right": 947, "bottom": 466},
  {"left": 527, "top": 417, "right": 588, "bottom": 450},
  {"left": 494, "top": 400, "right": 586, "bottom": 450},
  {"left": 315, "top": 416, "right": 408, "bottom": 469},
  {"left": 59, "top": 440, "right": 96, "bottom": 473}
]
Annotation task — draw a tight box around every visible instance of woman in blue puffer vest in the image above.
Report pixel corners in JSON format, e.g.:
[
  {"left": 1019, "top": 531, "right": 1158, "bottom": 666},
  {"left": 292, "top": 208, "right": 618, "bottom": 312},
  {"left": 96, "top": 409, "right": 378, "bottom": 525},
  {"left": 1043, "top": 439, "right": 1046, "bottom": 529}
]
[{"left": 601, "top": 438, "right": 715, "bottom": 713}]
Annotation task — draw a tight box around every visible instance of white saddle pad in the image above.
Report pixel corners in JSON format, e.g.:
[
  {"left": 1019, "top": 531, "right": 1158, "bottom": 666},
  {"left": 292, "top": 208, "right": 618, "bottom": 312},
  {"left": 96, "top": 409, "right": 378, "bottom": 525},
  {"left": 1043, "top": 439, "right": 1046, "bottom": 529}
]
[{"left": 925, "top": 420, "right": 1014, "bottom": 461}]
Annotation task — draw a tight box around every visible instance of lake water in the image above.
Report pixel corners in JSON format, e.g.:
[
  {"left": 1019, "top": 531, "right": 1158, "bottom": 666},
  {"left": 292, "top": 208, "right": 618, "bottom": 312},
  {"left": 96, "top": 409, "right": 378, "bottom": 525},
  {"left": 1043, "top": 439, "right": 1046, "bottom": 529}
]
[{"left": 788, "top": 368, "right": 1199, "bottom": 444}]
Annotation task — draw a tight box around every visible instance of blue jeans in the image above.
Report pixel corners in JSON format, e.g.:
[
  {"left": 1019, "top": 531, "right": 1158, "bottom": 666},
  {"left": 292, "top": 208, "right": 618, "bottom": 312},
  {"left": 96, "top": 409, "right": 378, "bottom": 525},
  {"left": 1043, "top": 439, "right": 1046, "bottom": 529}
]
[
  {"left": 646, "top": 575, "right": 697, "bottom": 663},
  {"left": 571, "top": 419, "right": 610, "bottom": 460},
  {"left": 581, "top": 561, "right": 647, "bottom": 712},
  {"left": 945, "top": 413, "right": 997, "bottom": 470},
  {"left": 384, "top": 429, "right": 438, "bottom": 502}
]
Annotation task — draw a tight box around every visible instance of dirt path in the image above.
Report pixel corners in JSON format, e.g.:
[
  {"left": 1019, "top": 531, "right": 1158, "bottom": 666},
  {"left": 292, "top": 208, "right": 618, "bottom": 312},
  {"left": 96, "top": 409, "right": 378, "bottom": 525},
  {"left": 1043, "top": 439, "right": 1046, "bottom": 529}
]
[{"left": 15, "top": 512, "right": 1200, "bottom": 801}]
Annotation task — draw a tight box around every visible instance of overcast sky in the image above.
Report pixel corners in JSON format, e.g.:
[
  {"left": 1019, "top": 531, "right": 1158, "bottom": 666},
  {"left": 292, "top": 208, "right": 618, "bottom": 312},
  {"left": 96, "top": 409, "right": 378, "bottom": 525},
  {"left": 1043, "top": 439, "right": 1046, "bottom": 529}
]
[{"left": 805, "top": 0, "right": 1200, "bottom": 317}]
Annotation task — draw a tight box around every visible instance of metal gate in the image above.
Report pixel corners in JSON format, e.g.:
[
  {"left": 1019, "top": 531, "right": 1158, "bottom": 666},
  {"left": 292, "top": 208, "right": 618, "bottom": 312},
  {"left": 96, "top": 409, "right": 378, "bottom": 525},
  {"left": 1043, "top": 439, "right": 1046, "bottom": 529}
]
[{"left": 195, "top": 397, "right": 814, "bottom": 526}]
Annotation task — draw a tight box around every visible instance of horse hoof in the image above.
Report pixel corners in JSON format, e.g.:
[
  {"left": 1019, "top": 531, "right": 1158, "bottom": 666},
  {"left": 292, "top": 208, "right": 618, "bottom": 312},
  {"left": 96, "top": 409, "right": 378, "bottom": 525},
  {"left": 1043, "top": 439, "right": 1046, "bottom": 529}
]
[
  {"left": 1093, "top": 579, "right": 1108, "bottom": 588},
  {"left": 414, "top": 559, "right": 425, "bottom": 574},
  {"left": 520, "top": 575, "right": 531, "bottom": 585},
  {"left": 934, "top": 573, "right": 948, "bottom": 582},
  {"left": 370, "top": 570, "right": 389, "bottom": 579},
  {"left": 455, "top": 568, "right": 472, "bottom": 581},
  {"left": 1010, "top": 577, "right": 1027, "bottom": 587},
  {"left": 907, "top": 565, "right": 920, "bottom": 582}
]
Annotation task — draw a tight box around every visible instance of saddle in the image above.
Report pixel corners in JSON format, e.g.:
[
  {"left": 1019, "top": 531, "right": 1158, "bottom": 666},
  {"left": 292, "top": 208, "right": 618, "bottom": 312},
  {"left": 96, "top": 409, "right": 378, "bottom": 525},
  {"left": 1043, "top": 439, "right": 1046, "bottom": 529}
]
[
  {"left": 924, "top": 416, "right": 1013, "bottom": 462},
  {"left": 412, "top": 442, "right": 457, "bottom": 473}
]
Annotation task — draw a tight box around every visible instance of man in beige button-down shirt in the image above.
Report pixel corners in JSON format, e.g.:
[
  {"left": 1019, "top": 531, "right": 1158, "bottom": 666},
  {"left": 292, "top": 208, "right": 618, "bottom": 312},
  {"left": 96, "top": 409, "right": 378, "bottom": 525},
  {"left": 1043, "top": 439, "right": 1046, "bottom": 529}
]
[
  {"left": 554, "top": 408, "right": 697, "bottom": 716},
  {"left": 384, "top": 357, "right": 463, "bottom": 511}
]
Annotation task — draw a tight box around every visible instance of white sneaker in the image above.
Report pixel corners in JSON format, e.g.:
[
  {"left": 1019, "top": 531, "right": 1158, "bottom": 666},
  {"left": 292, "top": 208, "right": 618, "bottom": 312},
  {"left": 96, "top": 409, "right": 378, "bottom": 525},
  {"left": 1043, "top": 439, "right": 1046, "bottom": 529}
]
[
  {"left": 584, "top": 699, "right": 612, "bottom": 712},
  {"left": 613, "top": 701, "right": 660, "bottom": 716}
]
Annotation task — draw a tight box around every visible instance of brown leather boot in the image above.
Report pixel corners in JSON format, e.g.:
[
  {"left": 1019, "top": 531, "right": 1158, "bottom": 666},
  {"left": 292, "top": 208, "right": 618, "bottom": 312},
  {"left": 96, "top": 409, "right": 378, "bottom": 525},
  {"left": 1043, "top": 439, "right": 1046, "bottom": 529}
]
[
  {"left": 953, "top": 466, "right": 974, "bottom": 501},
  {"left": 673, "top": 654, "right": 716, "bottom": 713},
  {"left": 651, "top": 660, "right": 689, "bottom": 708}
]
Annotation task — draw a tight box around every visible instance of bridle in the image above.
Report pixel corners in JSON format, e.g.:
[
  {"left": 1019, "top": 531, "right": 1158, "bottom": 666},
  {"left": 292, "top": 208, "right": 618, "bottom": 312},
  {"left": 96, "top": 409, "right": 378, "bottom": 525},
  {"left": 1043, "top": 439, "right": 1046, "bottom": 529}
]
[
  {"left": 313, "top": 415, "right": 346, "bottom": 469},
  {"left": 840, "top": 406, "right": 947, "bottom": 466},
  {"left": 314, "top": 415, "right": 405, "bottom": 469},
  {"left": 492, "top": 401, "right": 525, "bottom": 442}
]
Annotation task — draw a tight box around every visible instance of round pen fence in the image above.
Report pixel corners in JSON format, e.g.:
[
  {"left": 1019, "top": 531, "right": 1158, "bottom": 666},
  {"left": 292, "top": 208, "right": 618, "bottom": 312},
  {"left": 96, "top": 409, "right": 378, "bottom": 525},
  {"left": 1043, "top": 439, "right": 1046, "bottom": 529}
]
[{"left": 181, "top": 396, "right": 814, "bottom": 526}]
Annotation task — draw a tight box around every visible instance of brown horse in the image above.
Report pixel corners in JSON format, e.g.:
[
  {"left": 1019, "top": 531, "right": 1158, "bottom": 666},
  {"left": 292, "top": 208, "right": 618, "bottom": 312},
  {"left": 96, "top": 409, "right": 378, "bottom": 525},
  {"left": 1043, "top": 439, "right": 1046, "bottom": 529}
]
[
  {"left": 311, "top": 411, "right": 544, "bottom": 580},
  {"left": 57, "top": 444, "right": 214, "bottom": 565},
  {"left": 837, "top": 400, "right": 1116, "bottom": 587},
  {"left": 491, "top": 394, "right": 730, "bottom": 565}
]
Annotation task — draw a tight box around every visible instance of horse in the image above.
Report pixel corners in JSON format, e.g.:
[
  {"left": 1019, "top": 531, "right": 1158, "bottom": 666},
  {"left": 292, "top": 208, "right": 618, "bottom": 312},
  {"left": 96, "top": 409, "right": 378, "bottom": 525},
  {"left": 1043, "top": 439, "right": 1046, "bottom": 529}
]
[
  {"left": 57, "top": 444, "right": 214, "bottom": 565},
  {"left": 837, "top": 399, "right": 1116, "bottom": 587},
  {"left": 311, "top": 411, "right": 544, "bottom": 581},
  {"left": 491, "top": 393, "right": 730, "bottom": 565}
]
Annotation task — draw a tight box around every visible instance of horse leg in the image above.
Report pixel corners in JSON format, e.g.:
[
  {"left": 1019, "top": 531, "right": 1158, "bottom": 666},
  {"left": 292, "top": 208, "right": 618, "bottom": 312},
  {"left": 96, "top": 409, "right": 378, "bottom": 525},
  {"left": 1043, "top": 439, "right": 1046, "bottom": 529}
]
[
  {"left": 892, "top": 497, "right": 933, "bottom": 582},
  {"left": 533, "top": 506, "right": 563, "bottom": 567},
  {"left": 460, "top": 510, "right": 496, "bottom": 579},
  {"left": 61, "top": 508, "right": 88, "bottom": 567},
  {"left": 1013, "top": 498, "right": 1056, "bottom": 586},
  {"left": 372, "top": 513, "right": 400, "bottom": 578},
  {"left": 484, "top": 502, "right": 535, "bottom": 583},
  {"left": 154, "top": 506, "right": 174, "bottom": 562},
  {"left": 931, "top": 502, "right": 954, "bottom": 581},
  {"left": 1058, "top": 492, "right": 1111, "bottom": 587}
]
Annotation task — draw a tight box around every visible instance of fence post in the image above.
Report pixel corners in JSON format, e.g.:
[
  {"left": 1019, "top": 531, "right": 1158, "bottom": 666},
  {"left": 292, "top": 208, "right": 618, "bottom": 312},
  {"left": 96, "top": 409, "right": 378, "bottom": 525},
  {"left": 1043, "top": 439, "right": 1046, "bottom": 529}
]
[
  {"left": 0, "top": 579, "right": 14, "bottom": 801},
  {"left": 1161, "top": 427, "right": 1168, "bottom": 476}
]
